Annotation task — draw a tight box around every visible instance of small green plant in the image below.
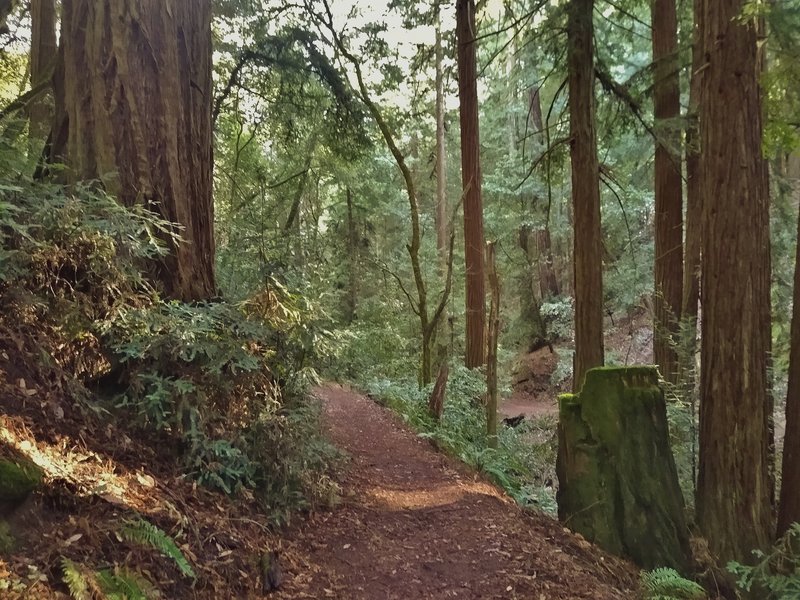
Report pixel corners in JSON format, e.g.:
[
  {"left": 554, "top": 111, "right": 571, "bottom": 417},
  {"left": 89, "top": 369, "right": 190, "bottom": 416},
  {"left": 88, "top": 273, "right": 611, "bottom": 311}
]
[
  {"left": 640, "top": 567, "right": 707, "bottom": 600},
  {"left": 94, "top": 568, "right": 151, "bottom": 600},
  {"left": 61, "top": 558, "right": 91, "bottom": 600},
  {"left": 119, "top": 519, "right": 196, "bottom": 579},
  {"left": 728, "top": 523, "right": 800, "bottom": 599}
]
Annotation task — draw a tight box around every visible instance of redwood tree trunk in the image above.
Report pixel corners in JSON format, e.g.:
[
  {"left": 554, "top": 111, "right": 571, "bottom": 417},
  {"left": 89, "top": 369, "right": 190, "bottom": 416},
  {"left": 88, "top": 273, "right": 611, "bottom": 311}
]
[
  {"left": 778, "top": 174, "right": 800, "bottom": 536},
  {"left": 29, "top": 0, "right": 56, "bottom": 139},
  {"left": 536, "top": 228, "right": 560, "bottom": 299},
  {"left": 54, "top": 0, "right": 216, "bottom": 301},
  {"left": 683, "top": 1, "right": 702, "bottom": 324},
  {"left": 651, "top": 0, "right": 683, "bottom": 383},
  {"left": 568, "top": 0, "right": 604, "bottom": 391},
  {"left": 695, "top": 0, "right": 773, "bottom": 562},
  {"left": 456, "top": 0, "right": 486, "bottom": 369}
]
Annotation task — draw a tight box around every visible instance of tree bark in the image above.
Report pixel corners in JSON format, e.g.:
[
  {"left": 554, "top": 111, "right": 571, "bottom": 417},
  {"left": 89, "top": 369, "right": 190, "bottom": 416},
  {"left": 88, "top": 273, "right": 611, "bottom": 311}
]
[
  {"left": 695, "top": 0, "right": 773, "bottom": 562},
  {"left": 435, "top": 3, "right": 448, "bottom": 279},
  {"left": 485, "top": 241, "right": 500, "bottom": 448},
  {"left": 557, "top": 367, "right": 691, "bottom": 571},
  {"left": 53, "top": 0, "right": 216, "bottom": 301},
  {"left": 456, "top": 0, "right": 486, "bottom": 369},
  {"left": 536, "top": 228, "right": 560, "bottom": 299},
  {"left": 433, "top": 2, "right": 450, "bottom": 364},
  {"left": 778, "top": 162, "right": 800, "bottom": 536},
  {"left": 568, "top": 0, "right": 604, "bottom": 391},
  {"left": 345, "top": 186, "right": 358, "bottom": 324},
  {"left": 683, "top": 1, "right": 702, "bottom": 324},
  {"left": 28, "top": 0, "right": 56, "bottom": 140},
  {"left": 651, "top": 0, "right": 683, "bottom": 383}
]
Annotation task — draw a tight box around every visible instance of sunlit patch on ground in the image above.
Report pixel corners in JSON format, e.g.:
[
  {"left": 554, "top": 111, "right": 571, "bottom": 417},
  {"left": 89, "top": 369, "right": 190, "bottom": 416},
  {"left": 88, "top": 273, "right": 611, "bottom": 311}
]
[{"left": 365, "top": 481, "right": 506, "bottom": 511}]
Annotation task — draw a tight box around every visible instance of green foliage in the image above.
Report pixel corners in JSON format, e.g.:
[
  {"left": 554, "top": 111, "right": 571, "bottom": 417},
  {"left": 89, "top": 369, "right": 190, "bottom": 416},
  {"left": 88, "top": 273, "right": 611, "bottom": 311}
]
[
  {"left": 640, "top": 568, "right": 707, "bottom": 600},
  {"left": 94, "top": 569, "right": 150, "bottom": 600},
  {"left": 62, "top": 557, "right": 153, "bottom": 600},
  {"left": 728, "top": 523, "right": 800, "bottom": 599},
  {"left": 99, "top": 290, "right": 339, "bottom": 512},
  {"left": 61, "top": 558, "right": 91, "bottom": 600},
  {"left": 119, "top": 519, "right": 195, "bottom": 579}
]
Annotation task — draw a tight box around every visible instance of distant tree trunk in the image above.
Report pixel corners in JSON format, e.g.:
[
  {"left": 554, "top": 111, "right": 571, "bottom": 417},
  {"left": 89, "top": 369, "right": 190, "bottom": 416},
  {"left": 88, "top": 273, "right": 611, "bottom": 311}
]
[
  {"left": 651, "top": 0, "right": 683, "bottom": 383},
  {"left": 0, "top": 0, "right": 17, "bottom": 34},
  {"left": 778, "top": 165, "right": 800, "bottom": 536},
  {"left": 435, "top": 3, "right": 448, "bottom": 278},
  {"left": 682, "top": 3, "right": 702, "bottom": 325},
  {"left": 536, "top": 228, "right": 560, "bottom": 299},
  {"left": 456, "top": 0, "right": 486, "bottom": 369},
  {"left": 343, "top": 187, "right": 359, "bottom": 323},
  {"left": 695, "top": 0, "right": 773, "bottom": 562},
  {"left": 519, "top": 226, "right": 550, "bottom": 351},
  {"left": 52, "top": 0, "right": 216, "bottom": 301},
  {"left": 28, "top": 0, "right": 56, "bottom": 140},
  {"left": 485, "top": 241, "right": 500, "bottom": 448},
  {"left": 434, "top": 2, "right": 450, "bottom": 363},
  {"left": 568, "top": 0, "right": 604, "bottom": 391}
]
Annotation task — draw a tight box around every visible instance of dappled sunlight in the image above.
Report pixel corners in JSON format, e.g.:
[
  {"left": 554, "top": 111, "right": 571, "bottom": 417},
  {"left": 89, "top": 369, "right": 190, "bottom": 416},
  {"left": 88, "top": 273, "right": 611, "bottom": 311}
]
[
  {"left": 365, "top": 480, "right": 507, "bottom": 511},
  {"left": 0, "top": 415, "right": 161, "bottom": 515}
]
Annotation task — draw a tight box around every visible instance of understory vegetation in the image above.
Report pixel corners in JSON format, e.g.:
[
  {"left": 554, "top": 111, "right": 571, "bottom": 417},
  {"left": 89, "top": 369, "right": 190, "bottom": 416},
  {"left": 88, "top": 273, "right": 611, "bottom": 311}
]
[{"left": 0, "top": 148, "right": 340, "bottom": 595}]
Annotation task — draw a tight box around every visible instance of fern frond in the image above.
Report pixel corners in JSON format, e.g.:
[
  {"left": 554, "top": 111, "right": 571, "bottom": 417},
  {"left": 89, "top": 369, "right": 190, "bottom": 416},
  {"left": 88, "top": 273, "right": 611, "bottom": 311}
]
[
  {"left": 641, "top": 568, "right": 707, "bottom": 600},
  {"left": 60, "top": 558, "right": 91, "bottom": 600},
  {"left": 95, "top": 568, "right": 149, "bottom": 600},
  {"left": 119, "top": 518, "right": 196, "bottom": 579}
]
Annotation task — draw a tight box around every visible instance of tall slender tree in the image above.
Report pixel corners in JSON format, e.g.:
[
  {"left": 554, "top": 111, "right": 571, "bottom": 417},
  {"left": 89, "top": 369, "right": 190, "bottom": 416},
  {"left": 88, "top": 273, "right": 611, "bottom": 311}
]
[
  {"left": 456, "top": 0, "right": 487, "bottom": 369},
  {"left": 52, "top": 0, "right": 216, "bottom": 300},
  {"left": 695, "top": 0, "right": 773, "bottom": 561},
  {"left": 568, "top": 0, "right": 604, "bottom": 391},
  {"left": 683, "top": 0, "right": 703, "bottom": 325},
  {"left": 651, "top": 0, "right": 683, "bottom": 382},
  {"left": 778, "top": 167, "right": 800, "bottom": 535}
]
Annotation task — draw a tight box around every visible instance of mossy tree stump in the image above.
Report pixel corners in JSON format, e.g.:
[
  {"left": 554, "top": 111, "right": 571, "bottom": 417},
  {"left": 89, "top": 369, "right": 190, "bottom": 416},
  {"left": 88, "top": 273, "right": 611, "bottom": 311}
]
[
  {"left": 556, "top": 366, "right": 690, "bottom": 571},
  {"left": 0, "top": 448, "right": 43, "bottom": 517}
]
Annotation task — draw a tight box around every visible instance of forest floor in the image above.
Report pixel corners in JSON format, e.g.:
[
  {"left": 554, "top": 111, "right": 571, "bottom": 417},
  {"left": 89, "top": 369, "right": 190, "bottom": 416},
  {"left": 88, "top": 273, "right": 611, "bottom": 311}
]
[{"left": 274, "top": 384, "right": 637, "bottom": 599}]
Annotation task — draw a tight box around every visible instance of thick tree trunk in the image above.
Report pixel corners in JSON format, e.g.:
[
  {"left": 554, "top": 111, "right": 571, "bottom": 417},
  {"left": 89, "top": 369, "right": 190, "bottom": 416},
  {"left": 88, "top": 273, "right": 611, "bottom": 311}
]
[
  {"left": 695, "top": 0, "right": 773, "bottom": 562},
  {"left": 456, "top": 0, "right": 486, "bottom": 369},
  {"left": 53, "top": 0, "right": 216, "bottom": 301},
  {"left": 28, "top": 0, "right": 56, "bottom": 140},
  {"left": 557, "top": 367, "right": 691, "bottom": 571},
  {"left": 568, "top": 0, "right": 604, "bottom": 391},
  {"left": 778, "top": 163, "right": 800, "bottom": 536},
  {"left": 651, "top": 0, "right": 683, "bottom": 383}
]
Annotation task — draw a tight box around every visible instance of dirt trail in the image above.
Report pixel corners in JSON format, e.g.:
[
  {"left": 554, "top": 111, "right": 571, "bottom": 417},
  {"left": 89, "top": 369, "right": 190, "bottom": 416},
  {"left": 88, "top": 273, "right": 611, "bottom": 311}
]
[{"left": 276, "top": 384, "right": 636, "bottom": 599}]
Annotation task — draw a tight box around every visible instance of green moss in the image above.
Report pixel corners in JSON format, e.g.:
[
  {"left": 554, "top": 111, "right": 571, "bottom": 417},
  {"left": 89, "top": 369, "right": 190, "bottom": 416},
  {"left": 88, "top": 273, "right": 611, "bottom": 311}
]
[
  {"left": 0, "top": 456, "right": 43, "bottom": 506},
  {"left": 0, "top": 520, "right": 14, "bottom": 555},
  {"left": 556, "top": 366, "right": 690, "bottom": 572}
]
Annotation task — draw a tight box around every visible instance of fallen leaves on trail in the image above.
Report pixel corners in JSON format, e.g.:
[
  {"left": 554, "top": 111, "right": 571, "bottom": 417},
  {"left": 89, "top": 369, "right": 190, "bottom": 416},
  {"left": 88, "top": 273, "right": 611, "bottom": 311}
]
[{"left": 274, "top": 384, "right": 638, "bottom": 600}]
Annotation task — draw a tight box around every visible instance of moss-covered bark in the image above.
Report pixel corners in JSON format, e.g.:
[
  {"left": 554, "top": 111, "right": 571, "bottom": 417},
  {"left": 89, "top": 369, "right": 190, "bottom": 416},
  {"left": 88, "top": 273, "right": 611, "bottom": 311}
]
[
  {"left": 0, "top": 454, "right": 43, "bottom": 515},
  {"left": 556, "top": 366, "right": 690, "bottom": 571}
]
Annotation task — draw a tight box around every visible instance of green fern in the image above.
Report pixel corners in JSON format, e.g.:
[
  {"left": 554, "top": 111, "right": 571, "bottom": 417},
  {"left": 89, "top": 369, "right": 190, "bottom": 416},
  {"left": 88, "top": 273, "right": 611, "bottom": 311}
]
[
  {"left": 95, "top": 568, "right": 149, "bottom": 600},
  {"left": 641, "top": 568, "right": 707, "bottom": 600},
  {"left": 60, "top": 558, "right": 91, "bottom": 600},
  {"left": 119, "top": 518, "right": 196, "bottom": 579}
]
